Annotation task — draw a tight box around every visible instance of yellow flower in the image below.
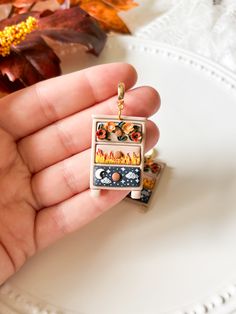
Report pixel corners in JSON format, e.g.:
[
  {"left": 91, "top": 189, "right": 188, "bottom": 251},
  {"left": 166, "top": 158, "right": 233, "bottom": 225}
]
[
  {"left": 122, "top": 122, "right": 134, "bottom": 134},
  {"left": 0, "top": 16, "right": 38, "bottom": 57},
  {"left": 143, "top": 178, "right": 155, "bottom": 190},
  {"left": 104, "top": 121, "right": 116, "bottom": 132}
]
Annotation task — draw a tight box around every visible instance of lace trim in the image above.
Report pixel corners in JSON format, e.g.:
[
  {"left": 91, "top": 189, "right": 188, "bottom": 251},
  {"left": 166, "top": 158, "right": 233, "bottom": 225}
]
[{"left": 136, "top": 0, "right": 236, "bottom": 72}]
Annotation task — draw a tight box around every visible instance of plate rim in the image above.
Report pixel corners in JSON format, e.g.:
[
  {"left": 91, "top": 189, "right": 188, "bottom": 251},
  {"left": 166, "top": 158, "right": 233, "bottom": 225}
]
[{"left": 108, "top": 35, "right": 236, "bottom": 90}]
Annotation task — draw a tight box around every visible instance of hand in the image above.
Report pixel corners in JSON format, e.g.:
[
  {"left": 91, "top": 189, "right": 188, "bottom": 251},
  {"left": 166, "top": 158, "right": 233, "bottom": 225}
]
[{"left": 0, "top": 63, "right": 160, "bottom": 285}]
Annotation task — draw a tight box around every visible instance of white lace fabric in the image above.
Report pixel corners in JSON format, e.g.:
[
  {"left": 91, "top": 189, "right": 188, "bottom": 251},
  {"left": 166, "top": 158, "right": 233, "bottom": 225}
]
[{"left": 135, "top": 0, "right": 236, "bottom": 73}]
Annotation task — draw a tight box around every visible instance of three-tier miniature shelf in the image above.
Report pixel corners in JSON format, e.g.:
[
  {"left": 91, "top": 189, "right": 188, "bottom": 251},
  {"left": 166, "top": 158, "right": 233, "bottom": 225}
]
[{"left": 90, "top": 114, "right": 146, "bottom": 199}]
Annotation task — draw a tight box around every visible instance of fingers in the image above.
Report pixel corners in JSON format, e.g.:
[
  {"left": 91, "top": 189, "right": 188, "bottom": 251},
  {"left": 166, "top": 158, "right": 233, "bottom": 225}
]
[
  {"left": 35, "top": 189, "right": 128, "bottom": 250},
  {"left": 19, "top": 86, "right": 160, "bottom": 173},
  {"left": 0, "top": 63, "right": 137, "bottom": 139},
  {"left": 32, "top": 121, "right": 159, "bottom": 208}
]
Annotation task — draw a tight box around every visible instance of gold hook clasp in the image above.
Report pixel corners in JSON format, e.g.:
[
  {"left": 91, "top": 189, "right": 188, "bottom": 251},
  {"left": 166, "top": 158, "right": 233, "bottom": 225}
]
[
  {"left": 117, "top": 82, "right": 125, "bottom": 120},
  {"left": 118, "top": 82, "right": 125, "bottom": 100}
]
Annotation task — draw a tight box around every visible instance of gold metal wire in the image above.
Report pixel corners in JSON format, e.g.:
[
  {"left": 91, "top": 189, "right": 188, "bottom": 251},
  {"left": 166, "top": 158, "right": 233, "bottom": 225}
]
[{"left": 117, "top": 82, "right": 125, "bottom": 120}]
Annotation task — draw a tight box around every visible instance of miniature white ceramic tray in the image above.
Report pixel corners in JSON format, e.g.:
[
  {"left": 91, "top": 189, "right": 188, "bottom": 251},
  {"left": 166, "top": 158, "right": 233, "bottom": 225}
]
[{"left": 1, "top": 36, "right": 236, "bottom": 314}]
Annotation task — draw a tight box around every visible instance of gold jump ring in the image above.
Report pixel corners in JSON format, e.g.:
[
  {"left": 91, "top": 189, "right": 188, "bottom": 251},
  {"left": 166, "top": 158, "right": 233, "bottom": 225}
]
[{"left": 117, "top": 82, "right": 125, "bottom": 120}]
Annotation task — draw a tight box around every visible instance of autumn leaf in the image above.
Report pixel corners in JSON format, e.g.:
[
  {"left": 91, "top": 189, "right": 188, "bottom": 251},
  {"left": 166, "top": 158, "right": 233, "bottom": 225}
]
[
  {"left": 0, "top": 9, "right": 106, "bottom": 54},
  {"left": 76, "top": 0, "right": 128, "bottom": 33},
  {"left": 70, "top": 0, "right": 138, "bottom": 34},
  {"left": 0, "top": 0, "right": 137, "bottom": 33},
  {"left": 38, "top": 7, "right": 107, "bottom": 54},
  {"left": 0, "top": 7, "right": 107, "bottom": 93},
  {"left": 0, "top": 0, "right": 136, "bottom": 93},
  {"left": 0, "top": 36, "right": 60, "bottom": 93}
]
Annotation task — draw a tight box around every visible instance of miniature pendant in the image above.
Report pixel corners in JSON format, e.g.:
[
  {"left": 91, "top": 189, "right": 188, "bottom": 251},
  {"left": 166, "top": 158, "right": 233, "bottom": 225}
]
[
  {"left": 90, "top": 82, "right": 146, "bottom": 199},
  {"left": 126, "top": 148, "right": 165, "bottom": 210}
]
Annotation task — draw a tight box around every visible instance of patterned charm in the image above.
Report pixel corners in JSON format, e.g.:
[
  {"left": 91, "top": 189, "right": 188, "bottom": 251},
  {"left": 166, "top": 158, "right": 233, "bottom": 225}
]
[
  {"left": 126, "top": 150, "right": 165, "bottom": 209},
  {"left": 90, "top": 82, "right": 146, "bottom": 199},
  {"left": 93, "top": 165, "right": 141, "bottom": 187}
]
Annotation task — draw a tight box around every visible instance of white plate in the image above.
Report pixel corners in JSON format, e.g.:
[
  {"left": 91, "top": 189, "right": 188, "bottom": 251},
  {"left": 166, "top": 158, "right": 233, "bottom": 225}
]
[{"left": 1, "top": 36, "right": 236, "bottom": 314}]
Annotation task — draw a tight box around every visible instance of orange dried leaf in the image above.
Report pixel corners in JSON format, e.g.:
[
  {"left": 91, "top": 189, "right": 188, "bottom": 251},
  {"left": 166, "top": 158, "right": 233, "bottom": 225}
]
[
  {"left": 0, "top": 8, "right": 107, "bottom": 93},
  {"left": 77, "top": 0, "right": 132, "bottom": 33}
]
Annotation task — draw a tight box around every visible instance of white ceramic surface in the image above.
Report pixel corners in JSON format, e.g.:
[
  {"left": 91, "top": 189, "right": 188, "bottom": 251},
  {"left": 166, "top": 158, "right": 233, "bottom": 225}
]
[{"left": 1, "top": 36, "right": 236, "bottom": 314}]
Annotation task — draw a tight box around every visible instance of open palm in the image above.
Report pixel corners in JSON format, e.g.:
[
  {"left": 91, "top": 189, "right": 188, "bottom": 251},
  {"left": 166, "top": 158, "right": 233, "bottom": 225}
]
[{"left": 0, "top": 63, "right": 160, "bottom": 285}]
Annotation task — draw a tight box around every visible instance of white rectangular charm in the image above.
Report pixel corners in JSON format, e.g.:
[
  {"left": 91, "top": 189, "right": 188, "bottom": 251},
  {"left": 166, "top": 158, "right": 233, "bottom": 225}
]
[{"left": 90, "top": 114, "right": 146, "bottom": 199}]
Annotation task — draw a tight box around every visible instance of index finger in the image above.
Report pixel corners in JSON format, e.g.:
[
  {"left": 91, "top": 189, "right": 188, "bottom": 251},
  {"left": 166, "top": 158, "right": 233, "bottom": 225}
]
[{"left": 0, "top": 63, "right": 137, "bottom": 139}]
